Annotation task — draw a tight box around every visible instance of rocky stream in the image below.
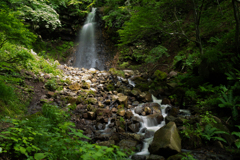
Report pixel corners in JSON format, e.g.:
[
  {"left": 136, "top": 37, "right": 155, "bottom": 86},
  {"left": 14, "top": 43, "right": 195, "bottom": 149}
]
[{"left": 26, "top": 62, "right": 238, "bottom": 160}]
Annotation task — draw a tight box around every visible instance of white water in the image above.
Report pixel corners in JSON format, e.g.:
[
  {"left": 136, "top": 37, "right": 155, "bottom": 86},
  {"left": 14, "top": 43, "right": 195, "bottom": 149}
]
[
  {"left": 74, "top": 8, "right": 98, "bottom": 69},
  {"left": 132, "top": 95, "right": 170, "bottom": 155}
]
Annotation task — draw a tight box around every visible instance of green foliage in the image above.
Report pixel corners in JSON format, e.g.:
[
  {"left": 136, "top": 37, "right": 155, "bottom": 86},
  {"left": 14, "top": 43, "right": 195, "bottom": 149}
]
[
  {"left": 145, "top": 45, "right": 169, "bottom": 63},
  {"left": 109, "top": 68, "right": 125, "bottom": 78},
  {"left": 153, "top": 70, "right": 167, "bottom": 80},
  {"left": 0, "top": 80, "right": 16, "bottom": 104},
  {"left": 9, "top": 0, "right": 61, "bottom": 30},
  {"left": 0, "top": 104, "right": 128, "bottom": 160},
  {"left": 218, "top": 90, "right": 240, "bottom": 121},
  {"left": 181, "top": 152, "right": 197, "bottom": 160},
  {"left": 232, "top": 125, "right": 240, "bottom": 149},
  {"left": 202, "top": 124, "right": 229, "bottom": 143},
  {"left": 106, "top": 83, "right": 115, "bottom": 91},
  {"left": 0, "top": 5, "right": 36, "bottom": 48},
  {"left": 45, "top": 78, "right": 58, "bottom": 91}
]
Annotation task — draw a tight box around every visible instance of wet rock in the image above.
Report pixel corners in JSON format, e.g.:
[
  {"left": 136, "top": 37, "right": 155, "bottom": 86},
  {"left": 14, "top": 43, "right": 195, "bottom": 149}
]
[
  {"left": 162, "top": 98, "right": 171, "bottom": 105},
  {"left": 47, "top": 91, "right": 55, "bottom": 98},
  {"left": 147, "top": 155, "right": 165, "bottom": 160},
  {"left": 125, "top": 110, "right": 133, "bottom": 119},
  {"left": 135, "top": 106, "right": 143, "bottom": 114},
  {"left": 119, "top": 139, "right": 138, "bottom": 151},
  {"left": 149, "top": 122, "right": 181, "bottom": 158},
  {"left": 104, "top": 99, "right": 111, "bottom": 105},
  {"left": 98, "top": 140, "right": 115, "bottom": 147},
  {"left": 129, "top": 123, "right": 140, "bottom": 133},
  {"left": 111, "top": 107, "right": 118, "bottom": 113},
  {"left": 144, "top": 107, "right": 152, "bottom": 115},
  {"left": 147, "top": 113, "right": 163, "bottom": 125},
  {"left": 117, "top": 109, "right": 126, "bottom": 116},
  {"left": 68, "top": 83, "right": 81, "bottom": 91},
  {"left": 98, "top": 101, "right": 104, "bottom": 108},
  {"left": 131, "top": 88, "right": 141, "bottom": 97},
  {"left": 144, "top": 130, "right": 155, "bottom": 139},
  {"left": 145, "top": 92, "right": 153, "bottom": 102},
  {"left": 149, "top": 103, "right": 161, "bottom": 114},
  {"left": 132, "top": 155, "right": 146, "bottom": 160},
  {"left": 168, "top": 107, "right": 179, "bottom": 117},
  {"left": 165, "top": 116, "right": 183, "bottom": 127},
  {"left": 96, "top": 123, "right": 104, "bottom": 130},
  {"left": 87, "top": 98, "right": 97, "bottom": 105},
  {"left": 118, "top": 95, "right": 128, "bottom": 107},
  {"left": 96, "top": 108, "right": 112, "bottom": 118},
  {"left": 132, "top": 116, "right": 143, "bottom": 123},
  {"left": 87, "top": 112, "right": 95, "bottom": 119},
  {"left": 132, "top": 101, "right": 140, "bottom": 106}
]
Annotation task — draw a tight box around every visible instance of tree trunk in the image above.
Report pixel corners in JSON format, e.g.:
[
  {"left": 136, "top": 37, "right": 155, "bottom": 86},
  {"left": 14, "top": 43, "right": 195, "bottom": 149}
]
[
  {"left": 192, "top": 0, "right": 205, "bottom": 55},
  {"left": 232, "top": 0, "right": 240, "bottom": 54}
]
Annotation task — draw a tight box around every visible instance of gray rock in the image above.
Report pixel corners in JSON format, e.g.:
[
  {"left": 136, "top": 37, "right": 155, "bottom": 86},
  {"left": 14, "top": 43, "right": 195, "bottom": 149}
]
[{"left": 149, "top": 122, "right": 181, "bottom": 158}]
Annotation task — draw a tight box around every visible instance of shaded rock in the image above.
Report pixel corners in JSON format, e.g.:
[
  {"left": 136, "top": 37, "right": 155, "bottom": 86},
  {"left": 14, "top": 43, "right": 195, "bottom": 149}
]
[
  {"left": 87, "top": 112, "right": 95, "bottom": 119},
  {"left": 144, "top": 130, "right": 155, "bottom": 139},
  {"left": 145, "top": 92, "right": 153, "bottom": 102},
  {"left": 119, "top": 139, "right": 138, "bottom": 151},
  {"left": 104, "top": 99, "right": 111, "bottom": 105},
  {"left": 132, "top": 101, "right": 140, "bottom": 106},
  {"left": 87, "top": 98, "right": 97, "bottom": 105},
  {"left": 96, "top": 108, "right": 112, "bottom": 117},
  {"left": 128, "top": 123, "right": 140, "bottom": 133},
  {"left": 125, "top": 110, "right": 133, "bottom": 119},
  {"left": 149, "top": 122, "right": 181, "bottom": 158},
  {"left": 98, "top": 140, "right": 115, "bottom": 147},
  {"left": 132, "top": 155, "right": 146, "bottom": 160},
  {"left": 147, "top": 155, "right": 165, "bottom": 160},
  {"left": 169, "top": 107, "right": 179, "bottom": 117},
  {"left": 111, "top": 107, "right": 118, "bottom": 113},
  {"left": 147, "top": 113, "right": 163, "bottom": 125},
  {"left": 96, "top": 123, "right": 104, "bottom": 130},
  {"left": 132, "top": 116, "right": 143, "bottom": 123},
  {"left": 162, "top": 98, "right": 171, "bottom": 105},
  {"left": 165, "top": 116, "right": 183, "bottom": 127}
]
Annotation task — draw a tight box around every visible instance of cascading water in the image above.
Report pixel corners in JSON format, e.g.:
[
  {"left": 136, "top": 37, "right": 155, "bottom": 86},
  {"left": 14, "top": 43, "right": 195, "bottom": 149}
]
[
  {"left": 132, "top": 95, "right": 169, "bottom": 155},
  {"left": 74, "top": 8, "right": 99, "bottom": 69}
]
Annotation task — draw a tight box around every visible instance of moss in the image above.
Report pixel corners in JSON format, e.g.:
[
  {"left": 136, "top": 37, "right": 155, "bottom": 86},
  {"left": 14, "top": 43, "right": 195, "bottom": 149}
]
[
  {"left": 106, "top": 83, "right": 115, "bottom": 91},
  {"left": 109, "top": 68, "right": 125, "bottom": 78},
  {"left": 153, "top": 70, "right": 167, "bottom": 80}
]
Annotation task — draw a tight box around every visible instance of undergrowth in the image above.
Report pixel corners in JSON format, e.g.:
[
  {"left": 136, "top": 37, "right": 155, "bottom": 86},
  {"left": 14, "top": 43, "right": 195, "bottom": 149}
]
[{"left": 0, "top": 104, "right": 130, "bottom": 160}]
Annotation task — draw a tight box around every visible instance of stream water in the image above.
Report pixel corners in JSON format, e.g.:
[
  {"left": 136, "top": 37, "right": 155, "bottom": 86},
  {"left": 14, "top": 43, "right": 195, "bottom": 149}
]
[{"left": 132, "top": 95, "right": 169, "bottom": 155}]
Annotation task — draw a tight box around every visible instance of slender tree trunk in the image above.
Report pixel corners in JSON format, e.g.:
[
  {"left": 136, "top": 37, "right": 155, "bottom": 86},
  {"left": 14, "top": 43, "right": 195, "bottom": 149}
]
[
  {"left": 232, "top": 0, "right": 240, "bottom": 54},
  {"left": 192, "top": 0, "right": 205, "bottom": 55}
]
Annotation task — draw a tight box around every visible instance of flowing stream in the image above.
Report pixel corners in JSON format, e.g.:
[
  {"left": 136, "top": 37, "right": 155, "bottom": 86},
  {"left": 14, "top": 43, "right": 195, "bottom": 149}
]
[
  {"left": 74, "top": 8, "right": 98, "bottom": 69},
  {"left": 132, "top": 95, "right": 170, "bottom": 155}
]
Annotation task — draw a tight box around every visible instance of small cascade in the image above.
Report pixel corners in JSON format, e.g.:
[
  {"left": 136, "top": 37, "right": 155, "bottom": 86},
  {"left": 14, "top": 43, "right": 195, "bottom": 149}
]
[
  {"left": 74, "top": 8, "right": 100, "bottom": 69},
  {"left": 132, "top": 95, "right": 170, "bottom": 156}
]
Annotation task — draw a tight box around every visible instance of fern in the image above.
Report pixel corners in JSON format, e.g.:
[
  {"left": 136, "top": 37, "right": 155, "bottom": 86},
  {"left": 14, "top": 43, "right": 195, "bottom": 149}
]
[
  {"left": 218, "top": 90, "right": 240, "bottom": 121},
  {"left": 202, "top": 124, "right": 229, "bottom": 143},
  {"left": 232, "top": 125, "right": 240, "bottom": 148}
]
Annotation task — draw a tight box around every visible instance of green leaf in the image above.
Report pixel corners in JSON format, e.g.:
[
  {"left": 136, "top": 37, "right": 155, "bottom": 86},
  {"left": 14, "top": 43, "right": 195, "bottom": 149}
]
[
  {"left": 34, "top": 153, "right": 46, "bottom": 160},
  {"left": 214, "top": 137, "right": 227, "bottom": 143},
  {"left": 232, "top": 132, "right": 240, "bottom": 138},
  {"left": 235, "top": 140, "right": 240, "bottom": 149}
]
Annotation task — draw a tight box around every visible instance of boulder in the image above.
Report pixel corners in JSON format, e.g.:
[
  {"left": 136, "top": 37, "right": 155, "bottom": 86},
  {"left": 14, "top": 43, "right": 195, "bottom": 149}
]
[
  {"left": 147, "top": 113, "right": 163, "bottom": 125},
  {"left": 118, "top": 95, "right": 128, "bottom": 107},
  {"left": 68, "top": 83, "right": 81, "bottom": 91},
  {"left": 119, "top": 139, "right": 138, "bottom": 151},
  {"left": 128, "top": 123, "right": 140, "bottom": 133},
  {"left": 149, "top": 122, "right": 181, "bottom": 158}
]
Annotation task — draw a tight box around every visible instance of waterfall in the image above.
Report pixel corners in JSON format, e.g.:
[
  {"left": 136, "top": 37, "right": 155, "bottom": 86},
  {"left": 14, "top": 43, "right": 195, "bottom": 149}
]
[{"left": 74, "top": 8, "right": 98, "bottom": 69}]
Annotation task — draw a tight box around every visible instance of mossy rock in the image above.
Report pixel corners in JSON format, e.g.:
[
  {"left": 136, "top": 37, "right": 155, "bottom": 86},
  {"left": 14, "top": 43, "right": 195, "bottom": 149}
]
[
  {"left": 109, "top": 68, "right": 125, "bottom": 78},
  {"left": 153, "top": 70, "right": 167, "bottom": 80},
  {"left": 106, "top": 83, "right": 115, "bottom": 91}
]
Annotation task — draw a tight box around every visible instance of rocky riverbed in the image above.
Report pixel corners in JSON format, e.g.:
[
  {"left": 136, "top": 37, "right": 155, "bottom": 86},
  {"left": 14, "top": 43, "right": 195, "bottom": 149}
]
[{"left": 26, "top": 63, "right": 238, "bottom": 160}]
